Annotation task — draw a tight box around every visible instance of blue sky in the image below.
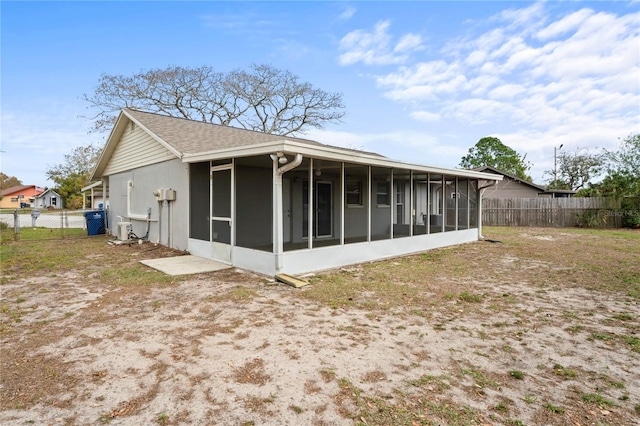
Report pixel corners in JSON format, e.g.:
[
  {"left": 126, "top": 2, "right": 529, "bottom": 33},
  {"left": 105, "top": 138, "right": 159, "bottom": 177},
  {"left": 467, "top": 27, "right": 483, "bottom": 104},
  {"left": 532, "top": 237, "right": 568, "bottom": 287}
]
[{"left": 2, "top": 1, "right": 639, "bottom": 187}]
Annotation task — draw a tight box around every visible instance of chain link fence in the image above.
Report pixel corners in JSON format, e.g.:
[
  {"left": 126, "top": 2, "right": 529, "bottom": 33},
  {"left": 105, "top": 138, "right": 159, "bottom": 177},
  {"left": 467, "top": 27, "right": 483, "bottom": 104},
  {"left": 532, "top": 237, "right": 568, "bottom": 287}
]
[{"left": 0, "top": 208, "right": 109, "bottom": 241}]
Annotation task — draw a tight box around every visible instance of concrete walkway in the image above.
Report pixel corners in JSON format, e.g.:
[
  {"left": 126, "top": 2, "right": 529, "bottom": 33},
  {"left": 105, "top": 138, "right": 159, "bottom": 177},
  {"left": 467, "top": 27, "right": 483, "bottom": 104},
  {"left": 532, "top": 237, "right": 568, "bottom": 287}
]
[{"left": 140, "top": 255, "right": 231, "bottom": 276}]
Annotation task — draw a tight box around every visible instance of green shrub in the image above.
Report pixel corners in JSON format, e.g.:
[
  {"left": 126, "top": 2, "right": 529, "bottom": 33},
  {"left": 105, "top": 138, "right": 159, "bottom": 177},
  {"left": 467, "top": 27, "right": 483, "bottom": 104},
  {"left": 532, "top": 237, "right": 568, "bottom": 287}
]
[
  {"left": 621, "top": 198, "right": 640, "bottom": 229},
  {"left": 575, "top": 210, "right": 606, "bottom": 228}
]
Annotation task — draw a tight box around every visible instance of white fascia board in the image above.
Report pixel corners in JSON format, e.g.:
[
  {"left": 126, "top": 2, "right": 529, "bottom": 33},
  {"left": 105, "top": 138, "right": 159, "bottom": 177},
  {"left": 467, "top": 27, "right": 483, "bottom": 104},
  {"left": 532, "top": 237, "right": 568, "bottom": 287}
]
[
  {"left": 81, "top": 181, "right": 103, "bottom": 192},
  {"left": 91, "top": 112, "right": 129, "bottom": 180},
  {"left": 181, "top": 140, "right": 289, "bottom": 162},
  {"left": 122, "top": 110, "right": 183, "bottom": 159},
  {"left": 181, "top": 140, "right": 502, "bottom": 181}
]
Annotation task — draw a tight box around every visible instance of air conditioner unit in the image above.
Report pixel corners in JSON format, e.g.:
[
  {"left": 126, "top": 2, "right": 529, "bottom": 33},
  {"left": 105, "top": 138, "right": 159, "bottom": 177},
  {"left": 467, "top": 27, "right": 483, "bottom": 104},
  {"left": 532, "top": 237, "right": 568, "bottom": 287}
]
[{"left": 117, "top": 222, "right": 132, "bottom": 241}]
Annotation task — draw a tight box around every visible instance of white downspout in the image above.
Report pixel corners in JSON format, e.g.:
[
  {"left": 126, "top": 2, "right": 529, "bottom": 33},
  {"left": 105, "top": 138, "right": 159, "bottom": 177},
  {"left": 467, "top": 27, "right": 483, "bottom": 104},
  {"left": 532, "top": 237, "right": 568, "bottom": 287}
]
[
  {"left": 272, "top": 153, "right": 303, "bottom": 273},
  {"left": 477, "top": 180, "right": 498, "bottom": 239},
  {"left": 127, "top": 180, "right": 150, "bottom": 221}
]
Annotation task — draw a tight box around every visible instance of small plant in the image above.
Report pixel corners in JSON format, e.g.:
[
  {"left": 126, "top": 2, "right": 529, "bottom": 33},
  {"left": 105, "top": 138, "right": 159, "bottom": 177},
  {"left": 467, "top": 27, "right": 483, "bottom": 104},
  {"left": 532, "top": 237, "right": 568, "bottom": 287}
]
[
  {"left": 553, "top": 364, "right": 577, "bottom": 379},
  {"left": 544, "top": 402, "right": 565, "bottom": 414},
  {"left": 289, "top": 405, "right": 303, "bottom": 414},
  {"left": 591, "top": 332, "right": 613, "bottom": 341},
  {"left": 523, "top": 395, "right": 537, "bottom": 404},
  {"left": 157, "top": 412, "right": 168, "bottom": 424},
  {"left": 581, "top": 393, "right": 613, "bottom": 406},
  {"left": 618, "top": 394, "right": 629, "bottom": 401},
  {"left": 626, "top": 336, "right": 639, "bottom": 353},
  {"left": 509, "top": 370, "right": 525, "bottom": 380},
  {"left": 575, "top": 210, "right": 606, "bottom": 228},
  {"left": 612, "top": 312, "right": 634, "bottom": 321},
  {"left": 458, "top": 291, "right": 483, "bottom": 303},
  {"left": 492, "top": 402, "right": 508, "bottom": 413}
]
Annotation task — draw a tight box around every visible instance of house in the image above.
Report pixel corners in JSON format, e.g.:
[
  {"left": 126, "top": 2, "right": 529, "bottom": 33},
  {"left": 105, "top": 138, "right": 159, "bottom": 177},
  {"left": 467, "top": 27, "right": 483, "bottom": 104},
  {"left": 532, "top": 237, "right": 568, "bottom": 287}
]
[
  {"left": 0, "top": 185, "right": 45, "bottom": 209},
  {"left": 33, "top": 188, "right": 63, "bottom": 209},
  {"left": 472, "top": 166, "right": 575, "bottom": 199},
  {"left": 90, "top": 108, "right": 502, "bottom": 276}
]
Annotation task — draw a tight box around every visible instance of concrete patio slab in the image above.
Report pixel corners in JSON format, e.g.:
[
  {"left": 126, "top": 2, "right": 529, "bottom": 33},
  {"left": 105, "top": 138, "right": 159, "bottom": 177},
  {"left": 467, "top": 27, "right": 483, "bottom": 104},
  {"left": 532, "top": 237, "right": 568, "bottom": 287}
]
[{"left": 140, "top": 255, "right": 231, "bottom": 276}]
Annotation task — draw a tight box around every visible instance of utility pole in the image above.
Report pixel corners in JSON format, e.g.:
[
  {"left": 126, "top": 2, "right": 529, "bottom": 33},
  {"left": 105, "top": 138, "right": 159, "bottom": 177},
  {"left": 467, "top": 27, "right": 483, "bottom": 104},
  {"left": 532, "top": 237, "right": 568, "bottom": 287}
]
[{"left": 554, "top": 144, "right": 563, "bottom": 183}]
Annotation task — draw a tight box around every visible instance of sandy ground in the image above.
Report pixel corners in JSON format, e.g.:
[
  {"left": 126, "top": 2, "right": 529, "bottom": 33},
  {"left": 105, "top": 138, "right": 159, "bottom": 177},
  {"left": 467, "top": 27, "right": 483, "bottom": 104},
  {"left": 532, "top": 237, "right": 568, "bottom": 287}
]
[{"left": 1, "top": 232, "right": 639, "bottom": 425}]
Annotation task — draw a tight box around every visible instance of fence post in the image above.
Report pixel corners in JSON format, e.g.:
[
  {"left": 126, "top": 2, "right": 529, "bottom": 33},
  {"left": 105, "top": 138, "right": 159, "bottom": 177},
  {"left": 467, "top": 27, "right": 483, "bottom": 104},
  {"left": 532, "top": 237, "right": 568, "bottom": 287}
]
[
  {"left": 60, "top": 209, "right": 65, "bottom": 239},
  {"left": 13, "top": 209, "right": 20, "bottom": 241}
]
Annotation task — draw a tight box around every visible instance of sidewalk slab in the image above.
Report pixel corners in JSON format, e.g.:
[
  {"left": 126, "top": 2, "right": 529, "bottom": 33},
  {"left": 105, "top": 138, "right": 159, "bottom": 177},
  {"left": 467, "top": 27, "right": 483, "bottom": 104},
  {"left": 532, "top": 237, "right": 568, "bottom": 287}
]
[{"left": 140, "top": 255, "right": 231, "bottom": 276}]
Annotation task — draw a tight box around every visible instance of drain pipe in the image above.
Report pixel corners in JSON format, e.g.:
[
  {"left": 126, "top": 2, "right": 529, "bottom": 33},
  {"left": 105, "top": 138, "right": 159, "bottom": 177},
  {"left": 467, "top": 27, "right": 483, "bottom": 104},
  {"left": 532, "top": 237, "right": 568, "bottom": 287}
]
[
  {"left": 272, "top": 153, "right": 303, "bottom": 273},
  {"left": 126, "top": 180, "right": 149, "bottom": 221},
  {"left": 478, "top": 179, "right": 498, "bottom": 239}
]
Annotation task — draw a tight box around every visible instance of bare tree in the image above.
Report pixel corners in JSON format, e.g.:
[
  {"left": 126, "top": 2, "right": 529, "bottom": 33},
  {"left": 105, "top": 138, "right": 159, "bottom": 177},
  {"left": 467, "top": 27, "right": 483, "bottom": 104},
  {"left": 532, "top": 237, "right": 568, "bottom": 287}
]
[
  {"left": 82, "top": 64, "right": 345, "bottom": 136},
  {"left": 545, "top": 148, "right": 604, "bottom": 191}
]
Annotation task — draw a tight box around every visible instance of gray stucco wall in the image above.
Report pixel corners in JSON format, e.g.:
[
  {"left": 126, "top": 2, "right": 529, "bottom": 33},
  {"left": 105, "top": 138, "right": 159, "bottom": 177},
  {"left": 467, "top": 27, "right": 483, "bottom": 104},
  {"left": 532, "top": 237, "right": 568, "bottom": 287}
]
[{"left": 107, "top": 158, "right": 189, "bottom": 251}]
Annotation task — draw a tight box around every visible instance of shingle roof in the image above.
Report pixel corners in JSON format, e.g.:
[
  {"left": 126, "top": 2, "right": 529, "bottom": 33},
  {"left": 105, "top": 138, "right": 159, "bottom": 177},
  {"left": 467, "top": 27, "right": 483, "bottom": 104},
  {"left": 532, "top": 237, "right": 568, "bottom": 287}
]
[
  {"left": 1, "top": 185, "right": 37, "bottom": 197},
  {"left": 125, "top": 108, "right": 383, "bottom": 157}
]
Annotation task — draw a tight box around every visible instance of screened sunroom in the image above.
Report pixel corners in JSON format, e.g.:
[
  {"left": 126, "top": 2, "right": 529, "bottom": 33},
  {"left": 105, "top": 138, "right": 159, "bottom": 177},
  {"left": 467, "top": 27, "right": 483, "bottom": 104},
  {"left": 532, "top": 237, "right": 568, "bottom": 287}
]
[{"left": 185, "top": 141, "right": 500, "bottom": 276}]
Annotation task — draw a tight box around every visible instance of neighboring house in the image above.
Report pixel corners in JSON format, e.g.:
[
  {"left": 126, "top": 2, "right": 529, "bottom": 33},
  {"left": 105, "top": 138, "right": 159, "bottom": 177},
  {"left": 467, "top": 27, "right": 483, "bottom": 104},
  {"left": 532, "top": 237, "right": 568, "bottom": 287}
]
[
  {"left": 0, "top": 185, "right": 45, "bottom": 209},
  {"left": 33, "top": 188, "right": 63, "bottom": 209},
  {"left": 81, "top": 181, "right": 109, "bottom": 210},
  {"left": 472, "top": 166, "right": 575, "bottom": 199},
  {"left": 91, "top": 108, "right": 502, "bottom": 276}
]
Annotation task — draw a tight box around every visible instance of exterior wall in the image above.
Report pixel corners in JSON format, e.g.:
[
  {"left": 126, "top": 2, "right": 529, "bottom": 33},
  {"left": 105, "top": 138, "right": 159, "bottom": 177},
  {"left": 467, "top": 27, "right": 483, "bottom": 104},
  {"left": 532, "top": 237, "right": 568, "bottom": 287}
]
[
  {"left": 232, "top": 228, "right": 479, "bottom": 276},
  {"left": 103, "top": 122, "right": 177, "bottom": 176},
  {"left": 482, "top": 177, "right": 542, "bottom": 199},
  {"left": 107, "top": 158, "right": 189, "bottom": 251}
]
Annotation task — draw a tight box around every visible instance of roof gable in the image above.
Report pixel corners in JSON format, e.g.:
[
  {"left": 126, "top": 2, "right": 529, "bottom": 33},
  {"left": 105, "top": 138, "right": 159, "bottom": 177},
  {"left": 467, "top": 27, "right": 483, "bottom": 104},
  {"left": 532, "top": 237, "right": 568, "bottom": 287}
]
[
  {"left": 1, "top": 185, "right": 41, "bottom": 197},
  {"left": 92, "top": 109, "right": 502, "bottom": 182},
  {"left": 92, "top": 109, "right": 384, "bottom": 179},
  {"left": 472, "top": 166, "right": 546, "bottom": 191}
]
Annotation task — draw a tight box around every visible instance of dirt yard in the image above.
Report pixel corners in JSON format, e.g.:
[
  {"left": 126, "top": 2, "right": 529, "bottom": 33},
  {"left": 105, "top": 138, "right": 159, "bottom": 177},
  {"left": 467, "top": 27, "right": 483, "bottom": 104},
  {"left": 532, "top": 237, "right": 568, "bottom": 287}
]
[{"left": 1, "top": 227, "right": 639, "bottom": 425}]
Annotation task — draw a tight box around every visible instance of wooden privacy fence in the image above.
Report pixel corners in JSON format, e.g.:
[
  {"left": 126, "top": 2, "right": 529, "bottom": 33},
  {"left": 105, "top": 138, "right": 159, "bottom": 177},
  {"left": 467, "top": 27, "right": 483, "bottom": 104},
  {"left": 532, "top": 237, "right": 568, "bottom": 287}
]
[{"left": 482, "top": 197, "right": 636, "bottom": 228}]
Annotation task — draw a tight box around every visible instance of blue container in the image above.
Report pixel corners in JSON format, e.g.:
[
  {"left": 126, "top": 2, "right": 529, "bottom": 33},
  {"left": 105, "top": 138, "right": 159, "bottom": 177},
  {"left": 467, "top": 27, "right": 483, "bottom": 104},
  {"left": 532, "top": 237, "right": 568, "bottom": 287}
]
[{"left": 83, "top": 210, "right": 106, "bottom": 236}]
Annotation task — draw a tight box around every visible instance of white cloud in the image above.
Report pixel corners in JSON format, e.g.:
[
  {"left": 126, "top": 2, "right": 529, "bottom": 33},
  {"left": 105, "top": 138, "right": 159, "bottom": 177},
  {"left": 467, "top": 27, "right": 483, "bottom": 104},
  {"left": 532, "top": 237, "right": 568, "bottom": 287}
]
[
  {"left": 394, "top": 33, "right": 423, "bottom": 53},
  {"left": 410, "top": 111, "right": 440, "bottom": 123},
  {"left": 535, "top": 8, "right": 593, "bottom": 40},
  {"left": 337, "top": 21, "right": 423, "bottom": 66},
  {"left": 338, "top": 6, "right": 356, "bottom": 21},
  {"left": 356, "top": 2, "right": 638, "bottom": 183}
]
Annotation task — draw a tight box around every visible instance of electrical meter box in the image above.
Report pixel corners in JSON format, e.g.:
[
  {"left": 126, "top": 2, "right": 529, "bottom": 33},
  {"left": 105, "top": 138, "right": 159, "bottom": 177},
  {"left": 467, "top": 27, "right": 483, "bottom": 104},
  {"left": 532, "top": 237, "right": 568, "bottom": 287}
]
[{"left": 153, "top": 188, "right": 176, "bottom": 201}]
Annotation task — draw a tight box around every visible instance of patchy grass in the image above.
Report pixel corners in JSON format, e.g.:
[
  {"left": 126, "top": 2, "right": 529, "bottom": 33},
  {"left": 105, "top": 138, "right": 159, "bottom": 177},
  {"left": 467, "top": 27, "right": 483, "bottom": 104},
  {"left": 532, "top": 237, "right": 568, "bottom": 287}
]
[
  {"left": 0, "top": 226, "right": 88, "bottom": 242},
  {"left": 2, "top": 226, "right": 639, "bottom": 425}
]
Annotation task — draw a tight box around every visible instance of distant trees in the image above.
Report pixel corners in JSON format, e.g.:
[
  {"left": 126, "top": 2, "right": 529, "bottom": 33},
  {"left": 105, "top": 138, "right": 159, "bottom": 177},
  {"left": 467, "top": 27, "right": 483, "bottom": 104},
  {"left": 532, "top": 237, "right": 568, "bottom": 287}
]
[
  {"left": 0, "top": 173, "right": 22, "bottom": 189},
  {"left": 82, "top": 64, "right": 346, "bottom": 136},
  {"left": 45, "top": 144, "right": 102, "bottom": 209},
  {"left": 0, "top": 173, "right": 23, "bottom": 198},
  {"left": 577, "top": 133, "right": 640, "bottom": 197},
  {"left": 459, "top": 137, "right": 531, "bottom": 180},
  {"left": 545, "top": 148, "right": 605, "bottom": 192}
]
